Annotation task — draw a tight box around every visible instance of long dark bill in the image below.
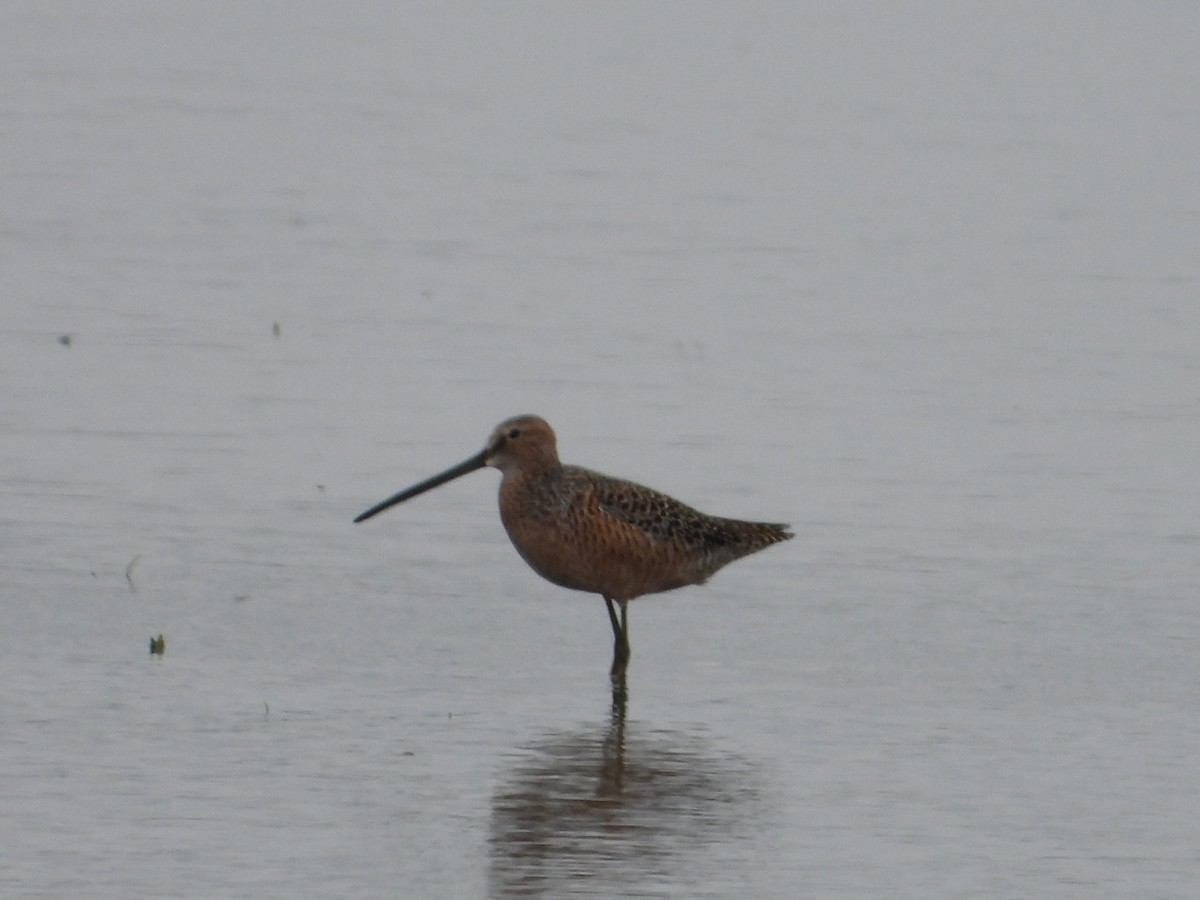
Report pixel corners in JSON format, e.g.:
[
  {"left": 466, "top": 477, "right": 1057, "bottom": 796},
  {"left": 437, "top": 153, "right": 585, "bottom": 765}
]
[{"left": 353, "top": 448, "right": 488, "bottom": 523}]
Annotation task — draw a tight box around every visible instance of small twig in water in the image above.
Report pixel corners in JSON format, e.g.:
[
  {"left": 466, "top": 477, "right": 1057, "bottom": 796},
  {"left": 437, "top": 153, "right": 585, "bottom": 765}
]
[{"left": 125, "top": 555, "right": 141, "bottom": 591}]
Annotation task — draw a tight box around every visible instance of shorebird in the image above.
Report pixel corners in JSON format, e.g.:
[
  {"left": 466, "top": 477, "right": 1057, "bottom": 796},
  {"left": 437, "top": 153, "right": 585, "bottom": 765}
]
[{"left": 355, "top": 415, "right": 792, "bottom": 686}]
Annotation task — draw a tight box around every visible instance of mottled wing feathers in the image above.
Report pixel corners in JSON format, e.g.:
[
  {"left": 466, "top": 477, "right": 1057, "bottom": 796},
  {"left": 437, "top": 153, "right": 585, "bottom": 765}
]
[
  {"left": 496, "top": 462, "right": 791, "bottom": 601},
  {"left": 567, "top": 465, "right": 792, "bottom": 559}
]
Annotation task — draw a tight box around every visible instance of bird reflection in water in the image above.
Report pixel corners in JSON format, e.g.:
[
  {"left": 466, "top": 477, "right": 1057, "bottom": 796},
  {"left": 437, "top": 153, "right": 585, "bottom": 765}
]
[{"left": 488, "top": 701, "right": 763, "bottom": 898}]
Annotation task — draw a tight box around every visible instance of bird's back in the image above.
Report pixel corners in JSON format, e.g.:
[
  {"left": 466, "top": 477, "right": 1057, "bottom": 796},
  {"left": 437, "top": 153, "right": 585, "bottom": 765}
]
[{"left": 498, "top": 463, "right": 792, "bottom": 601}]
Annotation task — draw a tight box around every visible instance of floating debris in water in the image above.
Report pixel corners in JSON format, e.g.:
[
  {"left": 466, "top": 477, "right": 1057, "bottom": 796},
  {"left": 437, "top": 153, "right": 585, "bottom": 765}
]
[
  {"left": 58, "top": 334, "right": 72, "bottom": 346},
  {"left": 149, "top": 634, "right": 165, "bottom": 656},
  {"left": 125, "top": 555, "right": 141, "bottom": 591},
  {"left": 272, "top": 321, "right": 281, "bottom": 338}
]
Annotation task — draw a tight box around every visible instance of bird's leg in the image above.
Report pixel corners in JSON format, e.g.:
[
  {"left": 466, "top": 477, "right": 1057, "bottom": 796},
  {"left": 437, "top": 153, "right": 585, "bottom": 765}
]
[
  {"left": 605, "top": 596, "right": 621, "bottom": 640},
  {"left": 605, "top": 597, "right": 630, "bottom": 709},
  {"left": 605, "top": 597, "right": 631, "bottom": 675},
  {"left": 619, "top": 600, "right": 629, "bottom": 661}
]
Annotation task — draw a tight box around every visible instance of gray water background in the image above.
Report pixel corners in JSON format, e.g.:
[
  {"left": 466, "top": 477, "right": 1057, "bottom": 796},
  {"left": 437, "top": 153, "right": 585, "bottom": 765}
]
[{"left": 2, "top": 3, "right": 1198, "bottom": 897}]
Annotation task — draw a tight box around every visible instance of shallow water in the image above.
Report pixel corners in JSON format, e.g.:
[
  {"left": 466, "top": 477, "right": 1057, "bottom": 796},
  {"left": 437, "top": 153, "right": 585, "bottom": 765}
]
[{"left": 3, "top": 2, "right": 1199, "bottom": 897}]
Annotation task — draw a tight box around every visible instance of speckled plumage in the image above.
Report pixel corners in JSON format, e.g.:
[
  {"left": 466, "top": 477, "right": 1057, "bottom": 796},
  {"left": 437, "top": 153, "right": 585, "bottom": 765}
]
[
  {"left": 499, "top": 461, "right": 791, "bottom": 603},
  {"left": 355, "top": 414, "right": 793, "bottom": 681}
]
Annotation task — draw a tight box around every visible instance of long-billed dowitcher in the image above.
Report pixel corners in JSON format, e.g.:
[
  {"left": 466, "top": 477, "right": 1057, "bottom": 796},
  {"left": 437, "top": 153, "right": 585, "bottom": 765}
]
[{"left": 355, "top": 415, "right": 792, "bottom": 684}]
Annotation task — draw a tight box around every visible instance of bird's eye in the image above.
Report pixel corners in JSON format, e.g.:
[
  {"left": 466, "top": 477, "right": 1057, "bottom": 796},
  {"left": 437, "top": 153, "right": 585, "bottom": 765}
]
[{"left": 507, "top": 428, "right": 521, "bottom": 439}]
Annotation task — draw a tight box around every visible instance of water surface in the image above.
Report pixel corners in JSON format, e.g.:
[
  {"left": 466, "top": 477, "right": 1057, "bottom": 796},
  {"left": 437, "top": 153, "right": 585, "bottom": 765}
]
[{"left": 3, "top": 3, "right": 1198, "bottom": 897}]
